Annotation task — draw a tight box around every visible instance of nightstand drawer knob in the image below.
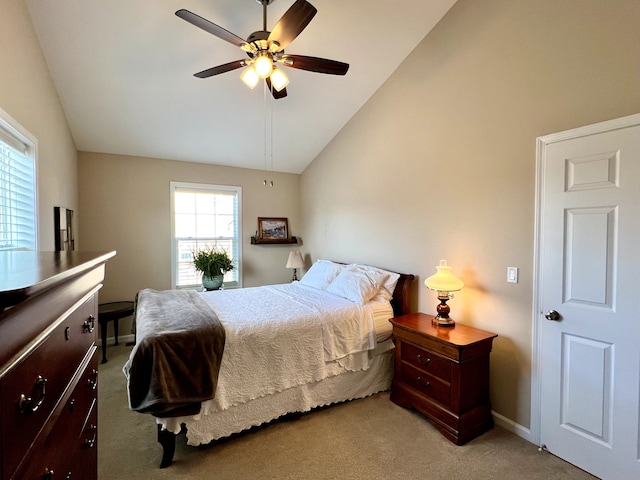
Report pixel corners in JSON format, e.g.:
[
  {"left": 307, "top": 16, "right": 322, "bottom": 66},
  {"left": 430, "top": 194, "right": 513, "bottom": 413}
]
[
  {"left": 417, "top": 376, "right": 430, "bottom": 388},
  {"left": 417, "top": 354, "right": 431, "bottom": 366}
]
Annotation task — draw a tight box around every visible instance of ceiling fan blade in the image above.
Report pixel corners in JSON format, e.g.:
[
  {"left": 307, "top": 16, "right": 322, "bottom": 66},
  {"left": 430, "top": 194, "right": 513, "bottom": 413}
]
[
  {"left": 268, "top": 0, "right": 317, "bottom": 52},
  {"left": 194, "top": 60, "right": 247, "bottom": 78},
  {"left": 281, "top": 55, "right": 349, "bottom": 75},
  {"left": 176, "top": 9, "right": 249, "bottom": 49},
  {"left": 266, "top": 77, "right": 288, "bottom": 99}
]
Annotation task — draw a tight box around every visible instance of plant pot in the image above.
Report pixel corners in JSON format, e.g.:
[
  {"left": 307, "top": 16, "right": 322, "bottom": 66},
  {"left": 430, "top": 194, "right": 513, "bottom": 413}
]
[{"left": 202, "top": 274, "right": 224, "bottom": 291}]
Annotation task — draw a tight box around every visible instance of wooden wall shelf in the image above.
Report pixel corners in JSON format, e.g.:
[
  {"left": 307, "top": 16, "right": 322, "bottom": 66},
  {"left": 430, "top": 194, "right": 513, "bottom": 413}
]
[{"left": 250, "top": 236, "right": 299, "bottom": 245}]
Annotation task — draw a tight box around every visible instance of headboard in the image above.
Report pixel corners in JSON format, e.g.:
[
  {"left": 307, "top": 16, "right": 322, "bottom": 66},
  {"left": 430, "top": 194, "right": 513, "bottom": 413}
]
[
  {"left": 334, "top": 261, "right": 415, "bottom": 318},
  {"left": 390, "top": 272, "right": 415, "bottom": 318}
]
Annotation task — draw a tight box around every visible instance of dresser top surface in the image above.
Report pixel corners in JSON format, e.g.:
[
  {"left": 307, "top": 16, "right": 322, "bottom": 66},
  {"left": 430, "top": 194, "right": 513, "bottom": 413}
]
[{"left": 0, "top": 251, "right": 116, "bottom": 310}]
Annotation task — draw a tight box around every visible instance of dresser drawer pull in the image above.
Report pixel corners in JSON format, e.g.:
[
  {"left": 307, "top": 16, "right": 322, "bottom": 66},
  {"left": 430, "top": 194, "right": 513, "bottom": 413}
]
[
  {"left": 87, "top": 369, "right": 98, "bottom": 391},
  {"left": 83, "top": 315, "right": 95, "bottom": 334},
  {"left": 416, "top": 376, "right": 430, "bottom": 388},
  {"left": 84, "top": 424, "right": 97, "bottom": 448},
  {"left": 42, "top": 467, "right": 54, "bottom": 479},
  {"left": 18, "top": 375, "right": 48, "bottom": 414},
  {"left": 417, "top": 354, "right": 431, "bottom": 366}
]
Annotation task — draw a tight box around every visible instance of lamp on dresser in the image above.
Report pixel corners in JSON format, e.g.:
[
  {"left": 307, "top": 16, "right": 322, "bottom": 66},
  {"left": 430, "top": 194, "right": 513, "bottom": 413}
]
[
  {"left": 424, "top": 259, "right": 464, "bottom": 327},
  {"left": 286, "top": 251, "right": 304, "bottom": 281}
]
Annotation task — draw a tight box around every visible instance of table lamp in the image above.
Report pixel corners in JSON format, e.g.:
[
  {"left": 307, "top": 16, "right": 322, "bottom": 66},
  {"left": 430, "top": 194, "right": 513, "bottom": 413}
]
[
  {"left": 286, "top": 251, "right": 304, "bottom": 281},
  {"left": 424, "top": 259, "right": 464, "bottom": 327}
]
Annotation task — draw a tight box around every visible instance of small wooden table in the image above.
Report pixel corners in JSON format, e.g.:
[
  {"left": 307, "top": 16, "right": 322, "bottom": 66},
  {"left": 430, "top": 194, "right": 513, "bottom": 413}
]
[
  {"left": 390, "top": 313, "right": 498, "bottom": 445},
  {"left": 98, "top": 301, "right": 134, "bottom": 363}
]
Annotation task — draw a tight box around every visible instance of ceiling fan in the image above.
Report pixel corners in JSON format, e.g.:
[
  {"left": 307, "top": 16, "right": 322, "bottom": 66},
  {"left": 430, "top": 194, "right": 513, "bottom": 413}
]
[{"left": 176, "top": 0, "right": 349, "bottom": 99}]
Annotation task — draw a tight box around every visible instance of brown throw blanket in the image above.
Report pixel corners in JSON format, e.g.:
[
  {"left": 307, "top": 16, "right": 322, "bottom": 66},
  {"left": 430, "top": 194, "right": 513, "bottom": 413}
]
[{"left": 123, "top": 289, "right": 225, "bottom": 418}]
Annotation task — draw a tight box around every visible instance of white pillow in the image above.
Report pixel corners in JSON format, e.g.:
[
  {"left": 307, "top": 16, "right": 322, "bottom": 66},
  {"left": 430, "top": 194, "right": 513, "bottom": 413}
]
[
  {"left": 326, "top": 264, "right": 390, "bottom": 305},
  {"left": 353, "top": 264, "right": 400, "bottom": 302},
  {"left": 299, "top": 260, "right": 345, "bottom": 290}
]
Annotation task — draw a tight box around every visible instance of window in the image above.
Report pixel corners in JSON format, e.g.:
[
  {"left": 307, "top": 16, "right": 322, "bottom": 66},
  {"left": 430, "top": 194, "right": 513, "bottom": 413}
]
[
  {"left": 0, "top": 109, "right": 37, "bottom": 251},
  {"left": 171, "top": 182, "right": 242, "bottom": 289}
]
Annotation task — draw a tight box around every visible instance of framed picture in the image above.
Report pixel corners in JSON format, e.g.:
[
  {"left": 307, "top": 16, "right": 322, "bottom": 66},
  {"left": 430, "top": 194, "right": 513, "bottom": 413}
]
[
  {"left": 54, "top": 206, "right": 75, "bottom": 251},
  {"left": 258, "top": 217, "right": 289, "bottom": 241}
]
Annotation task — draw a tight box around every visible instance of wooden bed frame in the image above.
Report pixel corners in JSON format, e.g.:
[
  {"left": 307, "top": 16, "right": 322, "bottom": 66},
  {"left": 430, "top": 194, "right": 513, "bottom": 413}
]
[{"left": 155, "top": 270, "right": 415, "bottom": 468}]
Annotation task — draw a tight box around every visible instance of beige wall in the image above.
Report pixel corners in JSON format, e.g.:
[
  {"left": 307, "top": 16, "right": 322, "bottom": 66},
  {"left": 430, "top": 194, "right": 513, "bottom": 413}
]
[
  {"left": 78, "top": 152, "right": 301, "bottom": 310},
  {"left": 300, "top": 0, "right": 640, "bottom": 431},
  {"left": 1, "top": 0, "right": 78, "bottom": 250},
  {"left": 8, "top": 0, "right": 640, "bottom": 438}
]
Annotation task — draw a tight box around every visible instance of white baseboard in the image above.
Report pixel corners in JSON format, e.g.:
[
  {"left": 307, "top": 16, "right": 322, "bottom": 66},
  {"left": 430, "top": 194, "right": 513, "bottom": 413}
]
[
  {"left": 98, "top": 333, "right": 135, "bottom": 346},
  {"left": 492, "top": 410, "right": 534, "bottom": 444}
]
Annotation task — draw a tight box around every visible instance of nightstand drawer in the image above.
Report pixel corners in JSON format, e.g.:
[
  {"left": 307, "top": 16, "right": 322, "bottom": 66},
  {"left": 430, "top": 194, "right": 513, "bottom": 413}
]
[
  {"left": 400, "top": 341, "right": 451, "bottom": 382},
  {"left": 390, "top": 313, "right": 497, "bottom": 445},
  {"left": 399, "top": 361, "right": 451, "bottom": 406}
]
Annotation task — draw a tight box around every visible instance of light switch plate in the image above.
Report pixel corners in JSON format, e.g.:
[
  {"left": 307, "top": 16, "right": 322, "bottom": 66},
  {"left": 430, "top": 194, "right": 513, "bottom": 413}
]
[{"left": 507, "top": 267, "right": 519, "bottom": 284}]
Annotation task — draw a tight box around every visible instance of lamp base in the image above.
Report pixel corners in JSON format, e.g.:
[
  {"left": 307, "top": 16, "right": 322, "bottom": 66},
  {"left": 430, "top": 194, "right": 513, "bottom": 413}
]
[
  {"left": 432, "top": 315, "right": 456, "bottom": 327},
  {"left": 291, "top": 268, "right": 298, "bottom": 282},
  {"left": 433, "top": 295, "right": 456, "bottom": 327}
]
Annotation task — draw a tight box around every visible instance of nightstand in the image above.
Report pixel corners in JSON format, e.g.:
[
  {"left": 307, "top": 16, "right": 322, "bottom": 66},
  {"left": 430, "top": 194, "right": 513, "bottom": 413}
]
[{"left": 390, "top": 312, "right": 498, "bottom": 445}]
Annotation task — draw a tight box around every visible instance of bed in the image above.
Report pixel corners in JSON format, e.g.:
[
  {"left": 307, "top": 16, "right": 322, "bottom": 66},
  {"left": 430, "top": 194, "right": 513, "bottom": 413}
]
[{"left": 123, "top": 260, "right": 414, "bottom": 468}]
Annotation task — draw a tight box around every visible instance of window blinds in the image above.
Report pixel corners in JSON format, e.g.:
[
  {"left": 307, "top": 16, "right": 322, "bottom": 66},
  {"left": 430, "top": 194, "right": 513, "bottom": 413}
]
[{"left": 0, "top": 125, "right": 36, "bottom": 250}]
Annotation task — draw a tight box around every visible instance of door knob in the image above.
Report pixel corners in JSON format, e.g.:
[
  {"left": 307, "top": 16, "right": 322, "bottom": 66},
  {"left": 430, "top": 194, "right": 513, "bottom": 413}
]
[{"left": 545, "top": 310, "right": 561, "bottom": 321}]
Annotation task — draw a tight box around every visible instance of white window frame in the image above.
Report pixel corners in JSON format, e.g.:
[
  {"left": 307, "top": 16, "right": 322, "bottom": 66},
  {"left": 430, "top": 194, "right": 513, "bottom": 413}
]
[
  {"left": 0, "top": 107, "right": 38, "bottom": 251},
  {"left": 170, "top": 181, "right": 242, "bottom": 290}
]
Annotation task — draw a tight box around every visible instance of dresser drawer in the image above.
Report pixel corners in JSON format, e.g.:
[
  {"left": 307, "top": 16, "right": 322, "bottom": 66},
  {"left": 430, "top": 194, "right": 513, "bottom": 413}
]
[
  {"left": 400, "top": 341, "right": 451, "bottom": 382},
  {"left": 0, "top": 296, "right": 96, "bottom": 479},
  {"left": 399, "top": 361, "right": 451, "bottom": 407},
  {"left": 13, "top": 348, "right": 98, "bottom": 480}
]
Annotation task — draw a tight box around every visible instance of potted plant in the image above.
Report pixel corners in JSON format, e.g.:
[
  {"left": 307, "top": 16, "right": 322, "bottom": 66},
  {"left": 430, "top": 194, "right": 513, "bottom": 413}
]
[{"left": 192, "top": 245, "right": 235, "bottom": 290}]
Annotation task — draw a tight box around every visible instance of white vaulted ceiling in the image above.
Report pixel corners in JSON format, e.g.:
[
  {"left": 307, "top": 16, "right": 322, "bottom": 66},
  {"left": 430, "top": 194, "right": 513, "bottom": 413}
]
[{"left": 25, "top": 0, "right": 456, "bottom": 173}]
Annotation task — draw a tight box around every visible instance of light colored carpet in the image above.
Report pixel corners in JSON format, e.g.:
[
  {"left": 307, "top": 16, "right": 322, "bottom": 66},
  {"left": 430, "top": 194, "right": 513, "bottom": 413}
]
[{"left": 98, "top": 343, "right": 596, "bottom": 480}]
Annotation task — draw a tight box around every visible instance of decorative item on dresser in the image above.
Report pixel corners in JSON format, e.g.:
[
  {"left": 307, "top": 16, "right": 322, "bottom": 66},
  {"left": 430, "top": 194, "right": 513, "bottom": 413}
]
[
  {"left": 0, "top": 250, "right": 115, "bottom": 480},
  {"left": 390, "top": 313, "right": 498, "bottom": 445}
]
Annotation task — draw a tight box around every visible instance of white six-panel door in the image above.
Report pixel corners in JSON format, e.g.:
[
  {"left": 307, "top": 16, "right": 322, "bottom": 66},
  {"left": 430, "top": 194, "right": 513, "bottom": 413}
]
[{"left": 534, "top": 114, "right": 640, "bottom": 479}]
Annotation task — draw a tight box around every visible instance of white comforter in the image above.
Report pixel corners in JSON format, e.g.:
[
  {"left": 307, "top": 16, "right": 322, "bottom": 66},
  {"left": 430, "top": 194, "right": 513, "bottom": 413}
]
[{"left": 198, "top": 283, "right": 377, "bottom": 412}]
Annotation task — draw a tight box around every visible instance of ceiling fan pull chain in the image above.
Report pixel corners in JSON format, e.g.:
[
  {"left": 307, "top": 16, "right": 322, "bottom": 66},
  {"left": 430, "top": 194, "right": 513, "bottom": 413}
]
[
  {"left": 263, "top": 80, "right": 268, "bottom": 185},
  {"left": 270, "top": 83, "right": 274, "bottom": 186}
]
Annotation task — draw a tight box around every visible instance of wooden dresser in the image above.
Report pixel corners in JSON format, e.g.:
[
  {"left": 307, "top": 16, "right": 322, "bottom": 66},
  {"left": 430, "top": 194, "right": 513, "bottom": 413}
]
[
  {"left": 0, "top": 251, "right": 115, "bottom": 480},
  {"left": 390, "top": 313, "right": 498, "bottom": 445}
]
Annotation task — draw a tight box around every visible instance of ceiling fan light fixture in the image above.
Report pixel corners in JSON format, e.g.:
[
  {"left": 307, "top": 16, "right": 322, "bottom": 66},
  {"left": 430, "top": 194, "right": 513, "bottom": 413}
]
[
  {"left": 176, "top": 0, "right": 349, "bottom": 100},
  {"left": 241, "top": 43, "right": 257, "bottom": 54},
  {"left": 240, "top": 66, "right": 260, "bottom": 89},
  {"left": 270, "top": 67, "right": 289, "bottom": 92},
  {"left": 255, "top": 53, "right": 273, "bottom": 78},
  {"left": 268, "top": 41, "right": 281, "bottom": 53}
]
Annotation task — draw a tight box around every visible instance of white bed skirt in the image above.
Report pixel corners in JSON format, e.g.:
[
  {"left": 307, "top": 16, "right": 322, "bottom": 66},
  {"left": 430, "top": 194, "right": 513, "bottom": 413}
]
[{"left": 160, "top": 346, "right": 395, "bottom": 446}]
